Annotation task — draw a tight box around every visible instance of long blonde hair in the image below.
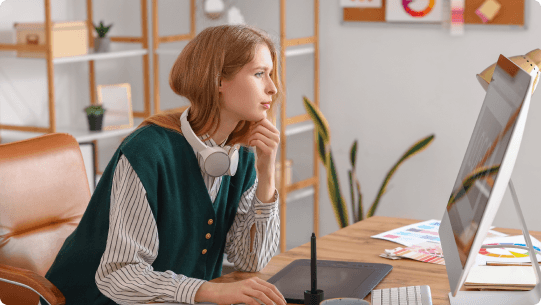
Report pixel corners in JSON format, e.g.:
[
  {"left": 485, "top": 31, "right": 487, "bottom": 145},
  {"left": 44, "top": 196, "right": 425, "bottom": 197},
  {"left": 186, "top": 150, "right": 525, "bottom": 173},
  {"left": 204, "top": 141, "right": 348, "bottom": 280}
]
[{"left": 138, "top": 24, "right": 283, "bottom": 146}]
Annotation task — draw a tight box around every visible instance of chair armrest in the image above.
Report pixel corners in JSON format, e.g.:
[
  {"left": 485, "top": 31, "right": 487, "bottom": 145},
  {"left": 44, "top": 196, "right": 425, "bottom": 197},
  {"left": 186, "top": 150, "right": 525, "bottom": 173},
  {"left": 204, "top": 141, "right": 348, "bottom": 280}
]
[{"left": 0, "top": 263, "right": 65, "bottom": 305}]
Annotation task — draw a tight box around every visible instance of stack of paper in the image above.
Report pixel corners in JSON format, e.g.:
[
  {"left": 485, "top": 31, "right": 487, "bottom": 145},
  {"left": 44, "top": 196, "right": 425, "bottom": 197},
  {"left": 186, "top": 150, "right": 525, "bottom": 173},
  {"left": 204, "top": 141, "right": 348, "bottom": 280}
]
[{"left": 464, "top": 265, "right": 536, "bottom": 290}]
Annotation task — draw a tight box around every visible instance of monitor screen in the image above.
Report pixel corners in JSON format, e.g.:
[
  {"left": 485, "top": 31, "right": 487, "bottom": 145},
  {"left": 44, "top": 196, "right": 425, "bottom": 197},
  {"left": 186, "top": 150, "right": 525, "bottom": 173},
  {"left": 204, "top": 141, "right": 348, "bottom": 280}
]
[{"left": 446, "top": 58, "right": 531, "bottom": 267}]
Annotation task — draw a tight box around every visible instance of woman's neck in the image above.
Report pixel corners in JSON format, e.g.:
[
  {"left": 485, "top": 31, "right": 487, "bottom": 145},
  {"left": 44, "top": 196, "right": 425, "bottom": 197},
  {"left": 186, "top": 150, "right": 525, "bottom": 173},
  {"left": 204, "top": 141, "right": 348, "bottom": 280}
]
[{"left": 210, "top": 116, "right": 239, "bottom": 145}]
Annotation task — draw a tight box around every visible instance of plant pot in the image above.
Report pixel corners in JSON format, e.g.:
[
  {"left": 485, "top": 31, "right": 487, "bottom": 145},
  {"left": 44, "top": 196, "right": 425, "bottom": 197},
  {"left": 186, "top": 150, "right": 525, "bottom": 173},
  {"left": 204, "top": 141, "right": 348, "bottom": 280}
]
[
  {"left": 87, "top": 114, "right": 104, "bottom": 131},
  {"left": 94, "top": 37, "right": 110, "bottom": 53}
]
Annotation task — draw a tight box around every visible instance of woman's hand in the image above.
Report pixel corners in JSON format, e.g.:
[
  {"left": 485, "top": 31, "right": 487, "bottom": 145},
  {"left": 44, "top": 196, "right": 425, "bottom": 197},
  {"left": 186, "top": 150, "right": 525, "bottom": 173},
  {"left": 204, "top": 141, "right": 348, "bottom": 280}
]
[
  {"left": 247, "top": 119, "right": 280, "bottom": 177},
  {"left": 194, "top": 278, "right": 287, "bottom": 305},
  {"left": 246, "top": 119, "right": 280, "bottom": 203}
]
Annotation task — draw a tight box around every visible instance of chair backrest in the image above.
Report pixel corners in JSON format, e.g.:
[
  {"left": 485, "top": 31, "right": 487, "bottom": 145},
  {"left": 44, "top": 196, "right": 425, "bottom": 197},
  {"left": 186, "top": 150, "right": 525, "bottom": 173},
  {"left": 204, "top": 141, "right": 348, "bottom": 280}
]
[{"left": 0, "top": 133, "right": 91, "bottom": 277}]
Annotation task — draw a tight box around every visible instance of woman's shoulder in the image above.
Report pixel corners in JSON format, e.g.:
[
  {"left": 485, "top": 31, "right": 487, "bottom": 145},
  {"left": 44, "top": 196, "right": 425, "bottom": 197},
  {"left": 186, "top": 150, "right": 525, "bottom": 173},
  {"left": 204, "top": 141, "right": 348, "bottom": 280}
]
[{"left": 121, "top": 124, "right": 184, "bottom": 151}]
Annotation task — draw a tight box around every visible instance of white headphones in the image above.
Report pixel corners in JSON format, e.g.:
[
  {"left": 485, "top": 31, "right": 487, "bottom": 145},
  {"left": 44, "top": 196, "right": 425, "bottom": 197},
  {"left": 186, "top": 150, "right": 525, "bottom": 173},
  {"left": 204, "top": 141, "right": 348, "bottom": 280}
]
[{"left": 180, "top": 107, "right": 239, "bottom": 177}]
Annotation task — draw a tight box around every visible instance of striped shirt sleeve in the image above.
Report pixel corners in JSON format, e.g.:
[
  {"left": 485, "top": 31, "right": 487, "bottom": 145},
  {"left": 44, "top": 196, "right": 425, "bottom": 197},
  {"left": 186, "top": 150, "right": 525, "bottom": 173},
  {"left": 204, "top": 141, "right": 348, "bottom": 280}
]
[
  {"left": 224, "top": 177, "right": 280, "bottom": 272},
  {"left": 95, "top": 154, "right": 206, "bottom": 304}
]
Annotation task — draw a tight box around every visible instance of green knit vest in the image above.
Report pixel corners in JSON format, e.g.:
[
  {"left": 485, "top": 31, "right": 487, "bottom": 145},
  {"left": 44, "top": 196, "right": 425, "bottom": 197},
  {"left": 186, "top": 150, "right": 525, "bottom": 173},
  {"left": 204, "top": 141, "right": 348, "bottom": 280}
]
[{"left": 45, "top": 124, "right": 256, "bottom": 305}]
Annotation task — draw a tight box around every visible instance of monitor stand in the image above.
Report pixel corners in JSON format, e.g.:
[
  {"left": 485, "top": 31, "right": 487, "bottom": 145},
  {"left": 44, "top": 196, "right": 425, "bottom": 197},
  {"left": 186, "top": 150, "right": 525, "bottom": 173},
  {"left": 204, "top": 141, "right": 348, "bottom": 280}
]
[{"left": 449, "top": 180, "right": 541, "bottom": 305}]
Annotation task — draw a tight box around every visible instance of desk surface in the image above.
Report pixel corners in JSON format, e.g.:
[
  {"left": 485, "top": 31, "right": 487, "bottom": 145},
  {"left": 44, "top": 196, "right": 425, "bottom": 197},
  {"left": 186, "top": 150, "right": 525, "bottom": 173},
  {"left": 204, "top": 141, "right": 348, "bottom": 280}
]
[{"left": 211, "top": 216, "right": 541, "bottom": 305}]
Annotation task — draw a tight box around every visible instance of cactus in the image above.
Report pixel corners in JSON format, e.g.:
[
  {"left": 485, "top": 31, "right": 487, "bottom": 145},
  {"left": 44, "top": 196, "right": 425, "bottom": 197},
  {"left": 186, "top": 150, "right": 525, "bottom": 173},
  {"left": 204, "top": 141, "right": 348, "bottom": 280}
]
[{"left": 303, "top": 96, "right": 435, "bottom": 228}]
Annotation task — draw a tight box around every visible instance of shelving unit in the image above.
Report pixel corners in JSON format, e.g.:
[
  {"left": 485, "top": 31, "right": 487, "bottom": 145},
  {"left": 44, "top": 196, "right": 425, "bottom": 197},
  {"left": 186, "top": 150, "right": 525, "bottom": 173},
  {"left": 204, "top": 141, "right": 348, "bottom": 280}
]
[
  {"left": 277, "top": 0, "right": 320, "bottom": 253},
  {"left": 0, "top": 0, "right": 152, "bottom": 173},
  {"left": 0, "top": 0, "right": 320, "bottom": 255},
  {"left": 152, "top": 0, "right": 320, "bottom": 253},
  {"left": 151, "top": 0, "right": 195, "bottom": 115}
]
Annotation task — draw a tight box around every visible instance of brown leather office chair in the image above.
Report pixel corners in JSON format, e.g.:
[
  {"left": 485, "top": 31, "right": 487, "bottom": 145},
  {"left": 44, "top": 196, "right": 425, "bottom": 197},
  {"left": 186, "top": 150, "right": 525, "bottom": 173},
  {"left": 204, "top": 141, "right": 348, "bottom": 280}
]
[{"left": 0, "top": 133, "right": 91, "bottom": 305}]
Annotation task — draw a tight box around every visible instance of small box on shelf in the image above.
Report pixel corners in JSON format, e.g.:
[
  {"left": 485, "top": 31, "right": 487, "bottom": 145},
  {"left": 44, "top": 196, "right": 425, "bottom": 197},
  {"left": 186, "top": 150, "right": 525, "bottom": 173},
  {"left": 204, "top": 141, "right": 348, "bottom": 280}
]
[{"left": 14, "top": 21, "right": 88, "bottom": 58}]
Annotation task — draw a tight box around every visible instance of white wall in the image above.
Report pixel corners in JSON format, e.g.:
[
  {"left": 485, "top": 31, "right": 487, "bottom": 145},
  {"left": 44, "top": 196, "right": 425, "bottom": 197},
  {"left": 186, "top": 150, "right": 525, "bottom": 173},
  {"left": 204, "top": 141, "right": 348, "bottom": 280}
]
[
  {"left": 1, "top": 0, "right": 541, "bottom": 252},
  {"left": 316, "top": 0, "right": 541, "bottom": 236}
]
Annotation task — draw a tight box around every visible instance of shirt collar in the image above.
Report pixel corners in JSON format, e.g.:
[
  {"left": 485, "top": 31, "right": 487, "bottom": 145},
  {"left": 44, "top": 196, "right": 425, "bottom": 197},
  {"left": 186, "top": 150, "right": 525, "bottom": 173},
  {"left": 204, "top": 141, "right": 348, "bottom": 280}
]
[{"left": 198, "top": 134, "right": 228, "bottom": 148}]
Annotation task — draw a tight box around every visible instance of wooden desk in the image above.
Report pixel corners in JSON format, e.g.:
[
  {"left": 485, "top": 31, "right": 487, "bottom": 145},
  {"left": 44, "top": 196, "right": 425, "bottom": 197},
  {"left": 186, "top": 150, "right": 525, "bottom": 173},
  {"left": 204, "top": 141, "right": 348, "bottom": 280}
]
[{"left": 212, "top": 216, "right": 541, "bottom": 305}]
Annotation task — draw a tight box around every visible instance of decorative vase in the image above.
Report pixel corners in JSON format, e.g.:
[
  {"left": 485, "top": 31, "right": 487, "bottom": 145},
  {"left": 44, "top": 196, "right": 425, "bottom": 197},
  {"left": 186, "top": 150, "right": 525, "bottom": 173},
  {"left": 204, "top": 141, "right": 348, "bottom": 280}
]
[
  {"left": 94, "top": 37, "right": 110, "bottom": 53},
  {"left": 87, "top": 113, "right": 104, "bottom": 131}
]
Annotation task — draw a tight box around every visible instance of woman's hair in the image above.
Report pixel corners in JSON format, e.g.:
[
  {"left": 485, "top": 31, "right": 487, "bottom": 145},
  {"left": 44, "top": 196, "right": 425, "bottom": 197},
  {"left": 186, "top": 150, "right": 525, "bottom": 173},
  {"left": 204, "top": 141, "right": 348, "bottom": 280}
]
[{"left": 138, "top": 24, "right": 283, "bottom": 146}]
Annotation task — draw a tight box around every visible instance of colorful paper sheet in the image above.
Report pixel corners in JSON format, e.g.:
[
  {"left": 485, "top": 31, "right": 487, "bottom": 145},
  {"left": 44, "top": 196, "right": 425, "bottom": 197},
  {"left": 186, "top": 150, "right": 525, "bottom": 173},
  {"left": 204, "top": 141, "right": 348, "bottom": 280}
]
[
  {"left": 392, "top": 241, "right": 446, "bottom": 265},
  {"left": 371, "top": 219, "right": 507, "bottom": 247},
  {"left": 371, "top": 219, "right": 443, "bottom": 247}
]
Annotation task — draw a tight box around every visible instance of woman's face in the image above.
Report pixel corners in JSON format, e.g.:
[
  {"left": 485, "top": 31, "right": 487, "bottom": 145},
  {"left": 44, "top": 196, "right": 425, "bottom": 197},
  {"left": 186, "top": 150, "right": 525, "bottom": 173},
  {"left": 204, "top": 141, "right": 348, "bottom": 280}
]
[{"left": 219, "top": 44, "right": 278, "bottom": 124}]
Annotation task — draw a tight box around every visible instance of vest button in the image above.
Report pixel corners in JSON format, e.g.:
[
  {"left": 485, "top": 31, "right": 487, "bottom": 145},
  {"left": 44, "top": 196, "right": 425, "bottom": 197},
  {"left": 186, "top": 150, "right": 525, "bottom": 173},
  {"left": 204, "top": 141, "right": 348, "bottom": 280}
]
[
  {"left": 256, "top": 210, "right": 262, "bottom": 215},
  {"left": 202, "top": 249, "right": 207, "bottom": 254},
  {"left": 206, "top": 233, "right": 211, "bottom": 239},
  {"left": 208, "top": 219, "right": 213, "bottom": 225}
]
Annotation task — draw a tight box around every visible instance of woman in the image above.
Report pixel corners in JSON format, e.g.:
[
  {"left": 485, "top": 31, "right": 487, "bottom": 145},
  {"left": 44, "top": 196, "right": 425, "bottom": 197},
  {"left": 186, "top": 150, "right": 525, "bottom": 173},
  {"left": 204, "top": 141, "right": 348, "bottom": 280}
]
[{"left": 45, "top": 24, "right": 287, "bottom": 305}]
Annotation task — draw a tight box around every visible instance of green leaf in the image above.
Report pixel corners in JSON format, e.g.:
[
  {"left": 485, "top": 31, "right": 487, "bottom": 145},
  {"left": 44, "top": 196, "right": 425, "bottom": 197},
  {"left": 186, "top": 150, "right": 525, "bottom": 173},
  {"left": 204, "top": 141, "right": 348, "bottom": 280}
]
[
  {"left": 367, "top": 134, "right": 435, "bottom": 218},
  {"left": 303, "top": 96, "right": 330, "bottom": 144},
  {"left": 348, "top": 170, "right": 355, "bottom": 222},
  {"left": 84, "top": 105, "right": 105, "bottom": 115},
  {"left": 326, "top": 150, "right": 349, "bottom": 228},
  {"left": 356, "top": 178, "right": 363, "bottom": 221},
  {"left": 94, "top": 20, "right": 113, "bottom": 38},
  {"left": 316, "top": 132, "right": 327, "bottom": 166},
  {"left": 350, "top": 140, "right": 358, "bottom": 168}
]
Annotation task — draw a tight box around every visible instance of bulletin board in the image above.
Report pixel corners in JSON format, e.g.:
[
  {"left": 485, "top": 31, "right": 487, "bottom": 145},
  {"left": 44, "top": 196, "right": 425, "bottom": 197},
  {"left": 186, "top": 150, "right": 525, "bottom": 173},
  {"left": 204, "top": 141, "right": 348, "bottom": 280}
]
[{"left": 343, "top": 0, "right": 524, "bottom": 26}]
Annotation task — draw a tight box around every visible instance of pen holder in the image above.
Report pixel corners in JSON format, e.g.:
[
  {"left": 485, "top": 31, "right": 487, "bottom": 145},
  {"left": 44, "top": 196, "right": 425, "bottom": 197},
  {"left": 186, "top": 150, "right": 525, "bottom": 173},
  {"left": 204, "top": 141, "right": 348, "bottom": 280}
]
[{"left": 304, "top": 289, "right": 324, "bottom": 305}]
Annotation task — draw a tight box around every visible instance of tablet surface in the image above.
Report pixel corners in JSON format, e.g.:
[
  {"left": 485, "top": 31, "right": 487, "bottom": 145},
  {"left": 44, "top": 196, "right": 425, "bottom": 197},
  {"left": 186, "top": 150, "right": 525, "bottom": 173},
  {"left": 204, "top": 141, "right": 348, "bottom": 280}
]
[{"left": 266, "top": 259, "right": 392, "bottom": 304}]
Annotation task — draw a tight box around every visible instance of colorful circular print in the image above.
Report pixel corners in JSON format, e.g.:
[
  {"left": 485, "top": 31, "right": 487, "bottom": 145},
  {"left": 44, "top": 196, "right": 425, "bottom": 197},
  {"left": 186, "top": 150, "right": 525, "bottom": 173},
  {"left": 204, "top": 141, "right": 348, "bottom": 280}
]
[
  {"left": 402, "top": 0, "right": 435, "bottom": 17},
  {"left": 479, "top": 243, "right": 541, "bottom": 258}
]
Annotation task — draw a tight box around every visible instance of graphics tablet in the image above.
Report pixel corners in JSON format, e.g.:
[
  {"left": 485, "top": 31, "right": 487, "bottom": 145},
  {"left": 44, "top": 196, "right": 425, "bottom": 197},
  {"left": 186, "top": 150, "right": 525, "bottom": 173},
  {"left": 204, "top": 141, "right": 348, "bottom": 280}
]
[{"left": 266, "top": 259, "right": 392, "bottom": 304}]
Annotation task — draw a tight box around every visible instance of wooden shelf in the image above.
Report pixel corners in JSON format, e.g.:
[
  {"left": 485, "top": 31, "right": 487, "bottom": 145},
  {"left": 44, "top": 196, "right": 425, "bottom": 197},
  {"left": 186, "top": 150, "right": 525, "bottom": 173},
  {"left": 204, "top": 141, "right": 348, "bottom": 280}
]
[
  {"left": 53, "top": 49, "right": 148, "bottom": 64},
  {"left": 285, "top": 121, "right": 314, "bottom": 137},
  {"left": 287, "top": 186, "right": 315, "bottom": 202},
  {"left": 58, "top": 125, "right": 136, "bottom": 143},
  {"left": 2, "top": 119, "right": 311, "bottom": 144},
  {"left": 285, "top": 46, "right": 315, "bottom": 57},
  {"left": 155, "top": 46, "right": 314, "bottom": 58},
  {"left": 1, "top": 117, "right": 144, "bottom": 144},
  {"left": 0, "top": 49, "right": 149, "bottom": 64}
]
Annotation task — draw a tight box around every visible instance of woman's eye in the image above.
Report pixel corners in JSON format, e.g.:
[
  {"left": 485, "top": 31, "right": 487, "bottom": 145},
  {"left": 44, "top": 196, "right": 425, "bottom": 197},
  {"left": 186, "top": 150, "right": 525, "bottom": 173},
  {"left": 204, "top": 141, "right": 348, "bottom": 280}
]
[{"left": 255, "top": 72, "right": 264, "bottom": 77}]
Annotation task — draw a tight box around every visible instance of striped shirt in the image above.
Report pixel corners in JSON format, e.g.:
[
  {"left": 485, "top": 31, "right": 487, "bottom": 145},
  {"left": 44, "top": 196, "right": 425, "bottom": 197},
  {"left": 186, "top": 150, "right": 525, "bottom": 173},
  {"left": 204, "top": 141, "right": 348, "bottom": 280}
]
[{"left": 95, "top": 134, "right": 280, "bottom": 304}]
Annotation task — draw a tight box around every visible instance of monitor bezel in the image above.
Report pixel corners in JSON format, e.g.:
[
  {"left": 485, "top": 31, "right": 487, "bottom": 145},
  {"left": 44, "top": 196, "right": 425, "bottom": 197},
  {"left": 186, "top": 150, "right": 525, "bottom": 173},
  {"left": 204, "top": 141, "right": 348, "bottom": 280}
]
[{"left": 440, "top": 54, "right": 537, "bottom": 297}]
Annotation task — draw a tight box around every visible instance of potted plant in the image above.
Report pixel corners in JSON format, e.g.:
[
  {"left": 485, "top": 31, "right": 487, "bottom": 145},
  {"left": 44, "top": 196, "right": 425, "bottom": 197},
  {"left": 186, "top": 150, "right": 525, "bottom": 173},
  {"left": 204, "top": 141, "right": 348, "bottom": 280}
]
[
  {"left": 93, "top": 20, "right": 113, "bottom": 53},
  {"left": 84, "top": 105, "right": 106, "bottom": 131},
  {"left": 302, "top": 96, "right": 435, "bottom": 228}
]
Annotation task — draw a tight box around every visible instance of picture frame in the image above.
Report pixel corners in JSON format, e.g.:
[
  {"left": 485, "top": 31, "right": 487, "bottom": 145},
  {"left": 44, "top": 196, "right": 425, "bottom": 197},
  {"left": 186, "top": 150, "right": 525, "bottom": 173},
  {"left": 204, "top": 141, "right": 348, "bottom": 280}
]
[{"left": 97, "top": 83, "right": 134, "bottom": 130}]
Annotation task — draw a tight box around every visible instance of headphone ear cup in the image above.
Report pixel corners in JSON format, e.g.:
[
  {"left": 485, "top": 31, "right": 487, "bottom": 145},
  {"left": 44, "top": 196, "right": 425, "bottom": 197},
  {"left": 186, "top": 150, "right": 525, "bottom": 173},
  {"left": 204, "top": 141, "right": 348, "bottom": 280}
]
[{"left": 200, "top": 147, "right": 230, "bottom": 177}]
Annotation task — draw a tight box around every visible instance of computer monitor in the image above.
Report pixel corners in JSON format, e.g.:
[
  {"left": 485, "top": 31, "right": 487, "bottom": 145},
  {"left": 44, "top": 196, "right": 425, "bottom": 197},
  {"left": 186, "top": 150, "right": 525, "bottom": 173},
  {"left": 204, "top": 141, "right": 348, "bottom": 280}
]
[{"left": 439, "top": 54, "right": 539, "bottom": 305}]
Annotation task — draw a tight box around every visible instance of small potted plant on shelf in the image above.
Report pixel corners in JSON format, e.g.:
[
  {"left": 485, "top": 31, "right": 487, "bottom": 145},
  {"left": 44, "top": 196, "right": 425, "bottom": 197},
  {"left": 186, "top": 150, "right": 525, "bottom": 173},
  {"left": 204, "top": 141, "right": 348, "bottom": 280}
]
[
  {"left": 93, "top": 20, "right": 113, "bottom": 53},
  {"left": 84, "top": 105, "right": 106, "bottom": 131}
]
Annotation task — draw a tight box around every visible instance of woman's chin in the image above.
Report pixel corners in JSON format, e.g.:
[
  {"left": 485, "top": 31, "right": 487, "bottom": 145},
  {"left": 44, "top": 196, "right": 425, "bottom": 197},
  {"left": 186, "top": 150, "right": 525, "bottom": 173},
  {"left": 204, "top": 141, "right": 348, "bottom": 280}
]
[{"left": 245, "top": 111, "right": 267, "bottom": 122}]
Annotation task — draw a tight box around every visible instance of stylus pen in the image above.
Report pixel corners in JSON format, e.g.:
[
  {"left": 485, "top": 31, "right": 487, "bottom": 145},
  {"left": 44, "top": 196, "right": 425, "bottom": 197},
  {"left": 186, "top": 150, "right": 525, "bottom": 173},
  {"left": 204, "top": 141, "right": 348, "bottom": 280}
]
[
  {"left": 486, "top": 261, "right": 541, "bottom": 266},
  {"left": 311, "top": 232, "right": 317, "bottom": 294}
]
